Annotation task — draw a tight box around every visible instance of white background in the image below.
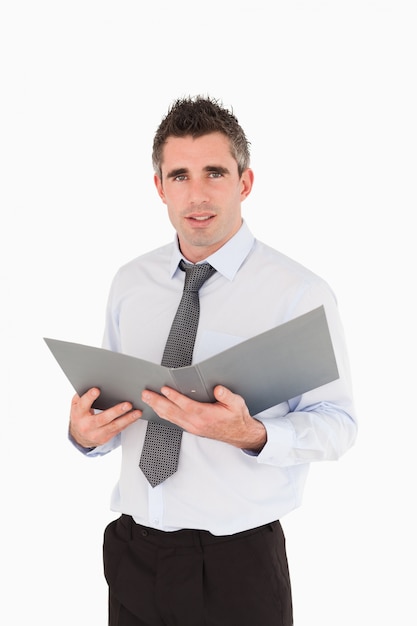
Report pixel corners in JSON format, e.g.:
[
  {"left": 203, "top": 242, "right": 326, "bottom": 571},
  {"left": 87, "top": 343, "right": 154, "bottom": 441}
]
[{"left": 1, "top": 1, "right": 416, "bottom": 624}]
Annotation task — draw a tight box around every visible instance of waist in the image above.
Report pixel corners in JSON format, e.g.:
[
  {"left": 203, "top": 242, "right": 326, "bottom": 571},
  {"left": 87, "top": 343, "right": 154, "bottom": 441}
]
[{"left": 122, "top": 514, "right": 279, "bottom": 547}]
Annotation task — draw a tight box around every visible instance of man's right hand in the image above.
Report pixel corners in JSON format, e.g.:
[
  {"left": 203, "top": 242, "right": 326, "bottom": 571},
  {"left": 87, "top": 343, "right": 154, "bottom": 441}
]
[{"left": 69, "top": 387, "right": 142, "bottom": 449}]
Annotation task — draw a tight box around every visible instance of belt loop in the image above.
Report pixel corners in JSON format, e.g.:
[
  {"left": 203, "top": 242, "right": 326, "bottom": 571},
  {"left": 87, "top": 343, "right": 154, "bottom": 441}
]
[
  {"left": 122, "top": 514, "right": 134, "bottom": 540},
  {"left": 195, "top": 530, "right": 204, "bottom": 551}
]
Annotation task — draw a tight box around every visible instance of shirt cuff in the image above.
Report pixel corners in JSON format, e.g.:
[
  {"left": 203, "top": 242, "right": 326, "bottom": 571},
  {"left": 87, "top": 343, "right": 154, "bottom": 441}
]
[
  {"left": 254, "top": 416, "right": 296, "bottom": 466},
  {"left": 68, "top": 430, "right": 96, "bottom": 455}
]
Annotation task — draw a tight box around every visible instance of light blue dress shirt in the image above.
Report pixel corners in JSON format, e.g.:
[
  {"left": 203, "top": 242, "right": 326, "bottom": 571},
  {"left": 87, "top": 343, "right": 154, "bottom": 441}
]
[{"left": 81, "top": 221, "right": 357, "bottom": 535}]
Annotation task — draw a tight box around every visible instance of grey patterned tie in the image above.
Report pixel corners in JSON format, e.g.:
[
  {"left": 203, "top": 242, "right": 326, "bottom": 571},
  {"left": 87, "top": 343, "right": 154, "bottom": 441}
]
[{"left": 139, "top": 260, "right": 216, "bottom": 487}]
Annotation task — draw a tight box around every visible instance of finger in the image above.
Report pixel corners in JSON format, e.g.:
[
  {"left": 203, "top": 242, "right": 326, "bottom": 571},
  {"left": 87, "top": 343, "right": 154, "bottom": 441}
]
[
  {"left": 159, "top": 386, "right": 191, "bottom": 407},
  {"left": 213, "top": 385, "right": 248, "bottom": 414},
  {"left": 213, "top": 385, "right": 235, "bottom": 405},
  {"left": 97, "top": 401, "right": 138, "bottom": 427},
  {"left": 141, "top": 388, "right": 191, "bottom": 429},
  {"left": 71, "top": 387, "right": 101, "bottom": 414},
  {"left": 98, "top": 406, "right": 143, "bottom": 437},
  {"left": 158, "top": 387, "right": 206, "bottom": 417},
  {"left": 142, "top": 388, "right": 176, "bottom": 413}
]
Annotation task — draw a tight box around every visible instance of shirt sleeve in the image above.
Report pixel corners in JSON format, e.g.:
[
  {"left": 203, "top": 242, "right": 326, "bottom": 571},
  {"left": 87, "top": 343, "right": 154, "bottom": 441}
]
[
  {"left": 68, "top": 430, "right": 121, "bottom": 456},
  {"left": 253, "top": 281, "right": 357, "bottom": 467}
]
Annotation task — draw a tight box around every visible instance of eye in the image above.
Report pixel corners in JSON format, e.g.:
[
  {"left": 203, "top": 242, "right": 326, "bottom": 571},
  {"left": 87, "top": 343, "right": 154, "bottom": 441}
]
[
  {"left": 173, "top": 174, "right": 188, "bottom": 182},
  {"left": 206, "top": 166, "right": 228, "bottom": 179}
]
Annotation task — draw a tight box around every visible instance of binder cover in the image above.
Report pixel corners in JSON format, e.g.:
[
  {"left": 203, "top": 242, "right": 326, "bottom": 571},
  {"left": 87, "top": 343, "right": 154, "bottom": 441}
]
[{"left": 44, "top": 306, "right": 339, "bottom": 424}]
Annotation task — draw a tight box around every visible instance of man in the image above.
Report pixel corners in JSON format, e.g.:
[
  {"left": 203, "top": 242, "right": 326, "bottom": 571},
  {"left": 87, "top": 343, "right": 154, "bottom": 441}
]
[{"left": 69, "top": 95, "right": 357, "bottom": 625}]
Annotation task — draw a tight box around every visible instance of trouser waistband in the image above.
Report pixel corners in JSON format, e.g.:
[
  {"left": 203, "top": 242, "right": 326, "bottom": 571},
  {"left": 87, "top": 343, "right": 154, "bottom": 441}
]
[{"left": 121, "top": 514, "right": 278, "bottom": 548}]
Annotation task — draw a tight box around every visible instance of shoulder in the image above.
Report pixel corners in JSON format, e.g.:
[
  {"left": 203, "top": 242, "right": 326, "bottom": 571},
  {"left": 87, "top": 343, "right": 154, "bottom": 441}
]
[
  {"left": 245, "top": 239, "right": 338, "bottom": 310},
  {"left": 105, "top": 242, "right": 174, "bottom": 303},
  {"left": 115, "top": 242, "right": 173, "bottom": 278},
  {"left": 251, "top": 239, "right": 328, "bottom": 284}
]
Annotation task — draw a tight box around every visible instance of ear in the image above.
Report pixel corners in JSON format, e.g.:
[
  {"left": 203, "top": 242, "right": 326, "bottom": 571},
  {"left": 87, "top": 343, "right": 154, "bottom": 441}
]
[
  {"left": 240, "top": 168, "right": 254, "bottom": 201},
  {"left": 154, "top": 173, "right": 166, "bottom": 203}
]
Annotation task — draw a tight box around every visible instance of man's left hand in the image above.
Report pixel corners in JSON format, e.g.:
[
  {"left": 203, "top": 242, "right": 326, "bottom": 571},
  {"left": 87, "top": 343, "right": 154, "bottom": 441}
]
[{"left": 141, "top": 385, "right": 266, "bottom": 452}]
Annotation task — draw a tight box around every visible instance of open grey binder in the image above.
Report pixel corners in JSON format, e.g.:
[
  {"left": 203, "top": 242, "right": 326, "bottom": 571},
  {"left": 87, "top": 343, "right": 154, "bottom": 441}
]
[{"left": 44, "top": 305, "right": 339, "bottom": 424}]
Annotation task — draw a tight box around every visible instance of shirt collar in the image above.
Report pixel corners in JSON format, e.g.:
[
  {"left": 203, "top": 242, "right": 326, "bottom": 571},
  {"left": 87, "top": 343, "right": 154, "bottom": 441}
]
[{"left": 169, "top": 220, "right": 255, "bottom": 281}]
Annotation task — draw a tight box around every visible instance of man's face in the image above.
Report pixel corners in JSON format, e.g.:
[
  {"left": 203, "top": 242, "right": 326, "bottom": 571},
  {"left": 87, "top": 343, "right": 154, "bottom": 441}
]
[{"left": 154, "top": 132, "right": 253, "bottom": 263}]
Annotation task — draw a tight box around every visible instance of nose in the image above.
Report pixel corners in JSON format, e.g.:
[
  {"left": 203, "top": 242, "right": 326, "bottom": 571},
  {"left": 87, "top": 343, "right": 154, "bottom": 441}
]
[{"left": 187, "top": 177, "right": 210, "bottom": 206}]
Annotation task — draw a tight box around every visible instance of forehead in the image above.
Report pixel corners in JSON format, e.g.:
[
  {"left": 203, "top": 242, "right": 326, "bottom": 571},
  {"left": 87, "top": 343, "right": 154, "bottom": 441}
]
[{"left": 161, "top": 132, "right": 236, "bottom": 169}]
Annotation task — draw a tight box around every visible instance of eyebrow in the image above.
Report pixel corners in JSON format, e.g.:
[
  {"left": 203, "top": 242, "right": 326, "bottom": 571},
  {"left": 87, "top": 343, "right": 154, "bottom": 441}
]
[{"left": 166, "top": 165, "right": 231, "bottom": 179}]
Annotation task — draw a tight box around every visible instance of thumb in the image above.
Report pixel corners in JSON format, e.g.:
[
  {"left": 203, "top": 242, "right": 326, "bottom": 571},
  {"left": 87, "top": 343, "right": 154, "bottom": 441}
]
[{"left": 213, "top": 385, "right": 230, "bottom": 402}]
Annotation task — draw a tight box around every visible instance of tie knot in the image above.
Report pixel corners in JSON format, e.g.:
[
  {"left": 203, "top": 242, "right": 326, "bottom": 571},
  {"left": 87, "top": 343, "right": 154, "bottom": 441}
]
[{"left": 180, "top": 260, "right": 216, "bottom": 292}]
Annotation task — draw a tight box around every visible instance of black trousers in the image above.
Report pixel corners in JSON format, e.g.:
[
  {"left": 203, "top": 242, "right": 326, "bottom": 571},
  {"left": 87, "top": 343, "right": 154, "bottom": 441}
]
[{"left": 103, "top": 514, "right": 293, "bottom": 626}]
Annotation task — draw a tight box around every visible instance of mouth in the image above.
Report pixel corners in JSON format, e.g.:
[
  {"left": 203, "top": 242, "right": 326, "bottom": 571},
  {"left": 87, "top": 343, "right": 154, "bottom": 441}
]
[{"left": 186, "top": 213, "right": 215, "bottom": 224}]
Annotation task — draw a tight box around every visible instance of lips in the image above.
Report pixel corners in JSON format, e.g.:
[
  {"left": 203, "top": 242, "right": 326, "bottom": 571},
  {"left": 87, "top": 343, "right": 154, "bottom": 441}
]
[{"left": 186, "top": 211, "right": 215, "bottom": 221}]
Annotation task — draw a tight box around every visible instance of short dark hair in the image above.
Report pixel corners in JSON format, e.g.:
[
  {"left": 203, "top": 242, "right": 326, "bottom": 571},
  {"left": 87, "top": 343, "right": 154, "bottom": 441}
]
[{"left": 152, "top": 95, "right": 251, "bottom": 178}]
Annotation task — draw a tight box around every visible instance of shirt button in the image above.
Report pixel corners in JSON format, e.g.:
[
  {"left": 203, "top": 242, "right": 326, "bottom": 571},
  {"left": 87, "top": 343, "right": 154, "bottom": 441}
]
[{"left": 141, "top": 529, "right": 148, "bottom": 537}]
